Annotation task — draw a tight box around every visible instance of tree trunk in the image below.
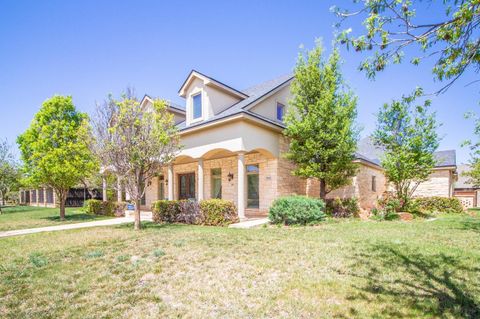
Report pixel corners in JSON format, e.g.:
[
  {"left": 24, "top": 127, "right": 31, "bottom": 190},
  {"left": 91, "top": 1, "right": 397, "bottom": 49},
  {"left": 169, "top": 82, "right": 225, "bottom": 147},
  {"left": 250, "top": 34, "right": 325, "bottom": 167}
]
[
  {"left": 319, "top": 179, "right": 327, "bottom": 200},
  {"left": 134, "top": 179, "right": 142, "bottom": 230},
  {"left": 59, "top": 194, "right": 66, "bottom": 221}
]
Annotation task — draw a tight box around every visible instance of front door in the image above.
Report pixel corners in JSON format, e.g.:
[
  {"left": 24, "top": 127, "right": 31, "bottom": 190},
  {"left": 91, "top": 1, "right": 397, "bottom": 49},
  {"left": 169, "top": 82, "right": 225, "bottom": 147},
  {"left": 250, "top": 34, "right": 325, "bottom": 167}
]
[{"left": 179, "top": 173, "right": 195, "bottom": 200}]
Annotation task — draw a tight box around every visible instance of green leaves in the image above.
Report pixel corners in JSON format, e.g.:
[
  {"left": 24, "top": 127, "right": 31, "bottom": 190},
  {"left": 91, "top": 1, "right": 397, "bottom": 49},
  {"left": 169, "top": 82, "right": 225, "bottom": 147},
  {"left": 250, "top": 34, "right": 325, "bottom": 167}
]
[
  {"left": 17, "top": 95, "right": 97, "bottom": 199},
  {"left": 285, "top": 42, "right": 359, "bottom": 197},
  {"left": 373, "top": 89, "right": 440, "bottom": 206}
]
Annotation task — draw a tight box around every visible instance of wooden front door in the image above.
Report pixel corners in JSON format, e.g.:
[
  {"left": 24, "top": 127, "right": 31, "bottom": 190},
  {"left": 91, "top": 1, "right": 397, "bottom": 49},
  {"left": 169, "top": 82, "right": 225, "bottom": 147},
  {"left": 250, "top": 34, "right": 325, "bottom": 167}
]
[{"left": 179, "top": 173, "right": 195, "bottom": 200}]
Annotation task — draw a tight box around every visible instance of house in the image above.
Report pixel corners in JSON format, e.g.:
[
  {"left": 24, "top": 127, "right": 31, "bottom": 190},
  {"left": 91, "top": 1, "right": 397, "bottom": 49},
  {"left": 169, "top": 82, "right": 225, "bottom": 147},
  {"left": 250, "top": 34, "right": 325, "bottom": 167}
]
[
  {"left": 18, "top": 187, "right": 102, "bottom": 207},
  {"left": 454, "top": 164, "right": 479, "bottom": 208},
  {"left": 137, "top": 70, "right": 457, "bottom": 217},
  {"left": 19, "top": 70, "right": 458, "bottom": 217}
]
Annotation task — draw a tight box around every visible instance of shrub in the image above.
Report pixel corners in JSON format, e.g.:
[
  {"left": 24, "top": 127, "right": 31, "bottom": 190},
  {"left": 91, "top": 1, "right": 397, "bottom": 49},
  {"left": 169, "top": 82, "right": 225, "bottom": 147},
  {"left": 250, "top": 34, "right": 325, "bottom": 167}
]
[
  {"left": 152, "top": 199, "right": 238, "bottom": 226},
  {"left": 199, "top": 199, "right": 238, "bottom": 226},
  {"left": 268, "top": 195, "right": 326, "bottom": 225},
  {"left": 84, "top": 199, "right": 126, "bottom": 217},
  {"left": 152, "top": 200, "right": 180, "bottom": 223},
  {"left": 325, "top": 197, "right": 360, "bottom": 218},
  {"left": 413, "top": 197, "right": 464, "bottom": 214}
]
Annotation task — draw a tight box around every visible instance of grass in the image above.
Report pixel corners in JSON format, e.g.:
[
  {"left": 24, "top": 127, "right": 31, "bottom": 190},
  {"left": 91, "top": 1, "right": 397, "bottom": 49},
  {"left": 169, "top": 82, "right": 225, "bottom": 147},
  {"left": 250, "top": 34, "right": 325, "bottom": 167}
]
[
  {"left": 0, "top": 206, "right": 113, "bottom": 231},
  {"left": 0, "top": 213, "right": 479, "bottom": 318}
]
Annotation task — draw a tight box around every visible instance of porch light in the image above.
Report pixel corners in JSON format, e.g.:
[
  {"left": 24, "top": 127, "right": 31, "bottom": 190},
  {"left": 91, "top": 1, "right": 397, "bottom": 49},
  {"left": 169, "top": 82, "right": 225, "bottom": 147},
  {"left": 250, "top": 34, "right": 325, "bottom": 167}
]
[{"left": 228, "top": 172, "right": 234, "bottom": 181}]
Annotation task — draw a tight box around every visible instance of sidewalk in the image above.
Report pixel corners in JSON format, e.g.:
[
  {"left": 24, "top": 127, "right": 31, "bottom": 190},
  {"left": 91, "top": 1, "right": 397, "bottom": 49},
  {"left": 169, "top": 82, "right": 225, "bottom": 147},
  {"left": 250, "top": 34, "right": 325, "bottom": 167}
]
[{"left": 0, "top": 216, "right": 152, "bottom": 238}]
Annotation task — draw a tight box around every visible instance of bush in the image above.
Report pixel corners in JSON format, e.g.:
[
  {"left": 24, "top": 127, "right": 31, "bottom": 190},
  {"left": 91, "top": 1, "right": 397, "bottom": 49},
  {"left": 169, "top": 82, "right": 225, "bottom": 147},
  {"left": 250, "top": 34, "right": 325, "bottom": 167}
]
[
  {"left": 268, "top": 195, "right": 326, "bottom": 225},
  {"left": 84, "top": 199, "right": 126, "bottom": 217},
  {"left": 152, "top": 199, "right": 239, "bottom": 226},
  {"left": 413, "top": 197, "right": 464, "bottom": 214},
  {"left": 200, "top": 199, "right": 238, "bottom": 226},
  {"left": 370, "top": 196, "right": 402, "bottom": 221},
  {"left": 325, "top": 198, "right": 360, "bottom": 218}
]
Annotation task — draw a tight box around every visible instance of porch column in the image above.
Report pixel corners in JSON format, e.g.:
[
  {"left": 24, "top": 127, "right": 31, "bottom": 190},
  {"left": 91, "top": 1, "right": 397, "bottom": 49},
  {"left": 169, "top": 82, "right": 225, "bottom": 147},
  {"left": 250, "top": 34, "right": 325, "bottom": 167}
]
[
  {"left": 168, "top": 165, "right": 174, "bottom": 200},
  {"left": 117, "top": 176, "right": 122, "bottom": 202},
  {"left": 198, "top": 159, "right": 204, "bottom": 201},
  {"left": 102, "top": 176, "right": 107, "bottom": 202},
  {"left": 237, "top": 152, "right": 246, "bottom": 220}
]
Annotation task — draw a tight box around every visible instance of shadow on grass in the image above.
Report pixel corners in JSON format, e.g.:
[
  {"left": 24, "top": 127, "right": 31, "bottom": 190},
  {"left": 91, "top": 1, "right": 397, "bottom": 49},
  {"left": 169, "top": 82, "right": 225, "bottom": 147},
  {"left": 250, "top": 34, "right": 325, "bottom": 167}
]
[
  {"left": 42, "top": 214, "right": 104, "bottom": 222},
  {"left": 348, "top": 244, "right": 480, "bottom": 318},
  {"left": 1, "top": 206, "right": 49, "bottom": 214}
]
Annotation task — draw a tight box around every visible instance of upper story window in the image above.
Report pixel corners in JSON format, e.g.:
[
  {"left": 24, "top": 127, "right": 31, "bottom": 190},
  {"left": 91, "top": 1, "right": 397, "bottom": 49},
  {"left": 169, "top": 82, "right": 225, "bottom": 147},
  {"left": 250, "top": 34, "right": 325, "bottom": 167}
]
[
  {"left": 276, "top": 102, "right": 285, "bottom": 121},
  {"left": 371, "top": 175, "right": 376, "bottom": 192},
  {"left": 192, "top": 93, "right": 202, "bottom": 120}
]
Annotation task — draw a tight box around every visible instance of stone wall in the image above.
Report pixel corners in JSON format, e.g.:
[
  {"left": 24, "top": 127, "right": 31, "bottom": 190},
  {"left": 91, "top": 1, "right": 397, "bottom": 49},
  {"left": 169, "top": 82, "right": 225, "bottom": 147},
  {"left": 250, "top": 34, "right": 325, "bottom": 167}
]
[{"left": 412, "top": 169, "right": 453, "bottom": 198}]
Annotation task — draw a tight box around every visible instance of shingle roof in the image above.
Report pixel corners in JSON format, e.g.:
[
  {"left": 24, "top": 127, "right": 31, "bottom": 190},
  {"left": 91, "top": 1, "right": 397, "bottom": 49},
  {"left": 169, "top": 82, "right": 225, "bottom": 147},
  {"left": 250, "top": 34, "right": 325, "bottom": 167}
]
[
  {"left": 177, "top": 73, "right": 293, "bottom": 131},
  {"left": 355, "top": 137, "right": 456, "bottom": 168}
]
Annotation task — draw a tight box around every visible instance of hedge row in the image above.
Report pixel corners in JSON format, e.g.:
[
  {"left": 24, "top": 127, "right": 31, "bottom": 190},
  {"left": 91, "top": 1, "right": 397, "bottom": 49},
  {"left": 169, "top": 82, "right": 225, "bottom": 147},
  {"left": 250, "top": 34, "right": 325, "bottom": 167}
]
[
  {"left": 325, "top": 198, "right": 360, "bottom": 218},
  {"left": 268, "top": 195, "right": 326, "bottom": 225},
  {"left": 412, "top": 196, "right": 464, "bottom": 214},
  {"left": 152, "top": 199, "right": 238, "bottom": 226},
  {"left": 84, "top": 199, "right": 127, "bottom": 217}
]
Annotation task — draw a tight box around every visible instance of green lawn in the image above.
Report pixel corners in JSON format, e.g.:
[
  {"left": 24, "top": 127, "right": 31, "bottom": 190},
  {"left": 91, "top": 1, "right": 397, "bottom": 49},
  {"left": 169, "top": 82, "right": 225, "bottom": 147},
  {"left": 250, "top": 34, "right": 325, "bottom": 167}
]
[
  {"left": 0, "top": 213, "right": 479, "bottom": 318},
  {"left": 0, "top": 206, "right": 113, "bottom": 231}
]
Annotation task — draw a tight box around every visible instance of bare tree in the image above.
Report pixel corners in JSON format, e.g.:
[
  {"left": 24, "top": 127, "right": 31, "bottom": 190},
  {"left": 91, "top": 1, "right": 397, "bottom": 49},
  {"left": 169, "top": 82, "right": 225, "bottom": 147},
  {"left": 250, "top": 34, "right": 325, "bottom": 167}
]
[{"left": 92, "top": 88, "right": 180, "bottom": 230}]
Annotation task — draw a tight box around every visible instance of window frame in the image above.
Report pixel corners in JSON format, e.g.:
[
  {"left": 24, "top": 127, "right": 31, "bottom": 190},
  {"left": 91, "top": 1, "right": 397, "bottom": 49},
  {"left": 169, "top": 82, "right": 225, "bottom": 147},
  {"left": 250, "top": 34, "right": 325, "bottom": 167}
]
[
  {"left": 276, "top": 102, "right": 285, "bottom": 122},
  {"left": 191, "top": 92, "right": 203, "bottom": 122},
  {"left": 211, "top": 168, "right": 222, "bottom": 199},
  {"left": 371, "top": 175, "right": 377, "bottom": 192}
]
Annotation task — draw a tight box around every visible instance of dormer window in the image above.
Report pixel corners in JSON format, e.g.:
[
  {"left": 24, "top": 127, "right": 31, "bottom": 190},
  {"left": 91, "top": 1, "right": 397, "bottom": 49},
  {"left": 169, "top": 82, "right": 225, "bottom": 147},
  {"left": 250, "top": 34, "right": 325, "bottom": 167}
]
[
  {"left": 276, "top": 102, "right": 285, "bottom": 121},
  {"left": 192, "top": 93, "right": 202, "bottom": 120}
]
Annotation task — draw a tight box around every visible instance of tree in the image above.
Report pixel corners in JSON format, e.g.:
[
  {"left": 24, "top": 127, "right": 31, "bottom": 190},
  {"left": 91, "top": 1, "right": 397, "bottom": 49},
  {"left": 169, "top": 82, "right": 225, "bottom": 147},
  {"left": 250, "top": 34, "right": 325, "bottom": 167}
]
[
  {"left": 0, "top": 139, "right": 20, "bottom": 207},
  {"left": 17, "top": 96, "right": 97, "bottom": 220},
  {"left": 373, "top": 88, "right": 440, "bottom": 207},
  {"left": 92, "top": 89, "right": 180, "bottom": 230},
  {"left": 334, "top": 0, "right": 480, "bottom": 93},
  {"left": 284, "top": 42, "right": 359, "bottom": 200},
  {"left": 462, "top": 112, "right": 480, "bottom": 186}
]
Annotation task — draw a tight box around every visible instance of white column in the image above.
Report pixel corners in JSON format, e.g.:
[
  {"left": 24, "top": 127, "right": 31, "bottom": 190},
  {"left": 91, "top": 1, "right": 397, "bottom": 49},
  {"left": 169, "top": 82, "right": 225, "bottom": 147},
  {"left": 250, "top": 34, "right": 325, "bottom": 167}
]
[
  {"left": 198, "top": 159, "right": 204, "bottom": 201},
  {"left": 237, "top": 152, "right": 246, "bottom": 220},
  {"left": 117, "top": 176, "right": 122, "bottom": 202},
  {"left": 168, "top": 165, "right": 174, "bottom": 200},
  {"left": 102, "top": 176, "right": 107, "bottom": 202}
]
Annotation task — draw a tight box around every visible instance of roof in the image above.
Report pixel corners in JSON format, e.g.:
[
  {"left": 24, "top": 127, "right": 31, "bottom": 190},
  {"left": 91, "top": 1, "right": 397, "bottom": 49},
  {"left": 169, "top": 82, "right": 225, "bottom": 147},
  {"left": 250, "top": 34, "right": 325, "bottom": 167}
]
[
  {"left": 178, "top": 70, "right": 248, "bottom": 99},
  {"left": 355, "top": 137, "right": 456, "bottom": 169},
  {"left": 456, "top": 164, "right": 478, "bottom": 189},
  {"left": 141, "top": 94, "right": 186, "bottom": 114},
  {"left": 177, "top": 73, "right": 293, "bottom": 131}
]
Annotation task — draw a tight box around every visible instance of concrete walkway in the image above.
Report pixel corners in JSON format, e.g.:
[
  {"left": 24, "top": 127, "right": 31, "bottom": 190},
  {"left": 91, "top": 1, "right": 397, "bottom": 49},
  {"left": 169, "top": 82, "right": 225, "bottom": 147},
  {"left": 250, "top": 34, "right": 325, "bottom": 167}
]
[
  {"left": 229, "top": 217, "right": 269, "bottom": 229},
  {"left": 0, "top": 216, "right": 152, "bottom": 238}
]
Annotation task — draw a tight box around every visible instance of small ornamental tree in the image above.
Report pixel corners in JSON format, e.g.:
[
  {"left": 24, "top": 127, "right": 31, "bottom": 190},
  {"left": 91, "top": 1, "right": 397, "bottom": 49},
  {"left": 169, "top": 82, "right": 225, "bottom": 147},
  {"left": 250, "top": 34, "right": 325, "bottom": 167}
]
[
  {"left": 284, "top": 41, "right": 359, "bottom": 200},
  {"left": 373, "top": 88, "right": 440, "bottom": 208},
  {"left": 92, "top": 89, "right": 180, "bottom": 230},
  {"left": 17, "top": 96, "right": 97, "bottom": 220},
  {"left": 462, "top": 112, "right": 480, "bottom": 186}
]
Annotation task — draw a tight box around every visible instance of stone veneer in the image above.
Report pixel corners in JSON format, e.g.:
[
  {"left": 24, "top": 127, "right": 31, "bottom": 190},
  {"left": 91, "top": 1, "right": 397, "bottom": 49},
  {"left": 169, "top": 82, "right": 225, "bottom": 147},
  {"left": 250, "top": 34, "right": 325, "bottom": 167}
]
[{"left": 412, "top": 169, "right": 453, "bottom": 198}]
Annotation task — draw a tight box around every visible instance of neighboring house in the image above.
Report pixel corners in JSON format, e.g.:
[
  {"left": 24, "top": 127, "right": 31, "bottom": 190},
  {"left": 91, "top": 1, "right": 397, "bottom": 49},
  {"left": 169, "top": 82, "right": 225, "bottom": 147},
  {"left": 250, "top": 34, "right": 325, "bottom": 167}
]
[
  {"left": 137, "top": 70, "right": 457, "bottom": 217},
  {"left": 454, "top": 164, "right": 479, "bottom": 208},
  {"left": 19, "top": 187, "right": 102, "bottom": 207},
  {"left": 20, "top": 70, "right": 458, "bottom": 217}
]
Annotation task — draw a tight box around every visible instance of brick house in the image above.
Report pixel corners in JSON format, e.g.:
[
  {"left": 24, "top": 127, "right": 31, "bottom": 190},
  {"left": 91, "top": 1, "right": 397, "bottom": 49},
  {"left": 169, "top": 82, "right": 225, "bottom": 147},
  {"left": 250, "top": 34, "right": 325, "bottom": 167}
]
[
  {"left": 20, "top": 70, "right": 458, "bottom": 217},
  {"left": 136, "top": 70, "right": 457, "bottom": 218},
  {"left": 454, "top": 164, "right": 479, "bottom": 209}
]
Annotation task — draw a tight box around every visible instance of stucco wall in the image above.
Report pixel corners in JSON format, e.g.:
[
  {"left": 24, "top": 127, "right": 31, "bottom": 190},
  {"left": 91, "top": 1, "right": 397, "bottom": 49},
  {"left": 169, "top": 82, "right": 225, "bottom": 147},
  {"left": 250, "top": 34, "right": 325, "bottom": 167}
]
[{"left": 249, "top": 85, "right": 291, "bottom": 123}]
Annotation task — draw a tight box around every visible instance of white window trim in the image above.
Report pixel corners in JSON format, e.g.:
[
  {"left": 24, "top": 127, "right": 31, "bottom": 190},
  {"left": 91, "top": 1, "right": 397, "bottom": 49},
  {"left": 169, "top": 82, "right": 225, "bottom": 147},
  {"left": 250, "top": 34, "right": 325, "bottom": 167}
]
[{"left": 190, "top": 90, "right": 205, "bottom": 124}]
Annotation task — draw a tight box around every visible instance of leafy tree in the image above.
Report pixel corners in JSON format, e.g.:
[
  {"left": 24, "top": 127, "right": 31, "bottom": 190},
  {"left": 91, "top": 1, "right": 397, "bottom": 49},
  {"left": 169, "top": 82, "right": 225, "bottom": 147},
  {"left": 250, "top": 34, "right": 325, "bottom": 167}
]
[
  {"left": 17, "top": 96, "right": 97, "bottom": 220},
  {"left": 284, "top": 42, "right": 359, "bottom": 200},
  {"left": 373, "top": 88, "right": 440, "bottom": 207},
  {"left": 0, "top": 139, "right": 21, "bottom": 207},
  {"left": 92, "top": 89, "right": 180, "bottom": 230},
  {"left": 334, "top": 0, "right": 480, "bottom": 93},
  {"left": 462, "top": 112, "right": 480, "bottom": 186}
]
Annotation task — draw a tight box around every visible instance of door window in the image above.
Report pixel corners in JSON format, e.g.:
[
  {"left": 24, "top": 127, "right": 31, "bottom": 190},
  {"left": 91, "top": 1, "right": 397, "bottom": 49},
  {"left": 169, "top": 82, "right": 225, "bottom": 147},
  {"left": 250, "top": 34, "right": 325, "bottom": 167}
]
[{"left": 246, "top": 165, "right": 259, "bottom": 208}]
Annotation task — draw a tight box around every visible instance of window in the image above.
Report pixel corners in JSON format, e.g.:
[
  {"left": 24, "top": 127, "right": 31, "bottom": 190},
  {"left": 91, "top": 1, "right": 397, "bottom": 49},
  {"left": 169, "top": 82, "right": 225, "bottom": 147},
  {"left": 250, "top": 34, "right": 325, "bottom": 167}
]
[
  {"left": 276, "top": 102, "right": 285, "bottom": 121},
  {"left": 38, "top": 189, "right": 44, "bottom": 203},
  {"left": 246, "top": 164, "right": 259, "bottom": 208},
  {"left": 179, "top": 173, "right": 196, "bottom": 200},
  {"left": 371, "top": 176, "right": 376, "bottom": 192},
  {"left": 46, "top": 188, "right": 54, "bottom": 204},
  {"left": 192, "top": 93, "right": 202, "bottom": 120},
  {"left": 211, "top": 168, "right": 222, "bottom": 199}
]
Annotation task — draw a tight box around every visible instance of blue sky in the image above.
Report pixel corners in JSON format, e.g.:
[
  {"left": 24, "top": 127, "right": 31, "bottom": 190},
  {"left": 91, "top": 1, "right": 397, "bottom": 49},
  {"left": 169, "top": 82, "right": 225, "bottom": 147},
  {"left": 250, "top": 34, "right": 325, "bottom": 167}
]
[{"left": 0, "top": 0, "right": 478, "bottom": 163}]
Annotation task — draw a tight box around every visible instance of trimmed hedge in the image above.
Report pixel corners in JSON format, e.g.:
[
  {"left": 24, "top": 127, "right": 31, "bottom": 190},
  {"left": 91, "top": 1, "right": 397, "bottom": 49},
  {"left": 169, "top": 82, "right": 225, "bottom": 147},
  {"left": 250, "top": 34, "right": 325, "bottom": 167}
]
[
  {"left": 152, "top": 199, "right": 238, "bottom": 226},
  {"left": 84, "top": 199, "right": 127, "bottom": 217},
  {"left": 325, "top": 198, "right": 360, "bottom": 218},
  {"left": 413, "top": 197, "right": 464, "bottom": 214},
  {"left": 268, "top": 195, "right": 326, "bottom": 225}
]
